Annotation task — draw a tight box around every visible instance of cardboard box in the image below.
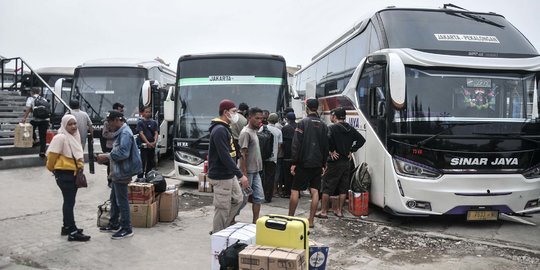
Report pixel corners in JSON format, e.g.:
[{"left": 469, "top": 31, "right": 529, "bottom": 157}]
[
  {"left": 211, "top": 223, "right": 257, "bottom": 270},
  {"left": 130, "top": 201, "right": 158, "bottom": 228},
  {"left": 239, "top": 245, "right": 306, "bottom": 270},
  {"left": 14, "top": 123, "right": 33, "bottom": 148},
  {"left": 159, "top": 188, "right": 179, "bottom": 222},
  {"left": 308, "top": 240, "right": 329, "bottom": 270},
  {"left": 128, "top": 182, "right": 155, "bottom": 204},
  {"left": 198, "top": 173, "right": 213, "bottom": 193}
]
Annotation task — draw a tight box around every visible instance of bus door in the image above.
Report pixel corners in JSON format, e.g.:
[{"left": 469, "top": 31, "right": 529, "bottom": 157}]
[{"left": 355, "top": 62, "right": 387, "bottom": 207}]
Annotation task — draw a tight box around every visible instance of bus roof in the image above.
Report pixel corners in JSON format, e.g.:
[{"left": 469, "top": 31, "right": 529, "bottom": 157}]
[
  {"left": 34, "top": 67, "right": 75, "bottom": 75},
  {"left": 178, "top": 53, "right": 285, "bottom": 63},
  {"left": 303, "top": 6, "right": 505, "bottom": 74},
  {"left": 79, "top": 58, "right": 172, "bottom": 70}
]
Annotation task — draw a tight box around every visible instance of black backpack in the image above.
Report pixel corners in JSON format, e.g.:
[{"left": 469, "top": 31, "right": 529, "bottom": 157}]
[
  {"left": 350, "top": 162, "right": 371, "bottom": 192},
  {"left": 257, "top": 125, "right": 274, "bottom": 160},
  {"left": 218, "top": 240, "right": 247, "bottom": 270},
  {"left": 33, "top": 96, "right": 51, "bottom": 119}
]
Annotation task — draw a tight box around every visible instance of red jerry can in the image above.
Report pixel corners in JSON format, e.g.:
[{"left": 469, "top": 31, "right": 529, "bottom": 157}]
[
  {"left": 46, "top": 130, "right": 56, "bottom": 144},
  {"left": 348, "top": 191, "right": 369, "bottom": 216}
]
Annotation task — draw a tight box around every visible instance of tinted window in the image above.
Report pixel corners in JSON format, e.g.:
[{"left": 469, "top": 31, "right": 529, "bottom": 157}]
[
  {"left": 178, "top": 58, "right": 285, "bottom": 78},
  {"left": 345, "top": 27, "right": 369, "bottom": 70},
  {"left": 379, "top": 10, "right": 537, "bottom": 55}
]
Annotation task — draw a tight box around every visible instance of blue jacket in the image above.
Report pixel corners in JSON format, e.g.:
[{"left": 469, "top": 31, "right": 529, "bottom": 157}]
[{"left": 109, "top": 123, "right": 142, "bottom": 182}]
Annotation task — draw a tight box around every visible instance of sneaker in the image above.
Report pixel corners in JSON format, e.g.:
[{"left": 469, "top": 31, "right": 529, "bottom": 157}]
[
  {"left": 67, "top": 231, "right": 91, "bottom": 242},
  {"left": 99, "top": 224, "right": 120, "bottom": 233},
  {"left": 111, "top": 228, "right": 134, "bottom": 240},
  {"left": 61, "top": 227, "right": 83, "bottom": 236}
]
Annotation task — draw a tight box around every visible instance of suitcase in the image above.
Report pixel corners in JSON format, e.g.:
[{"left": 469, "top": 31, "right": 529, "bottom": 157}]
[
  {"left": 348, "top": 191, "right": 369, "bottom": 216},
  {"left": 256, "top": 214, "right": 309, "bottom": 265},
  {"left": 97, "top": 200, "right": 111, "bottom": 227}
]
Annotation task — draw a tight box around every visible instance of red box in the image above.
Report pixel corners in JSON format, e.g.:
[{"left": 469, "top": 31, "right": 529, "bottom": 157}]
[
  {"left": 348, "top": 191, "right": 368, "bottom": 216},
  {"left": 46, "top": 130, "right": 56, "bottom": 144},
  {"left": 128, "top": 183, "right": 155, "bottom": 204}
]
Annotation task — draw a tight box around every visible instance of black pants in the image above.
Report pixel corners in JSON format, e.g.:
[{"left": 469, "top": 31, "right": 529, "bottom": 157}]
[
  {"left": 55, "top": 170, "right": 78, "bottom": 230},
  {"left": 262, "top": 161, "right": 276, "bottom": 202},
  {"left": 282, "top": 159, "right": 293, "bottom": 196},
  {"left": 138, "top": 147, "right": 155, "bottom": 178},
  {"left": 32, "top": 120, "right": 49, "bottom": 154}
]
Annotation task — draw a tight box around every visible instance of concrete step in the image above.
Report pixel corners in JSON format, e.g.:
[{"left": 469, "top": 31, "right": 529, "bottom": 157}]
[
  {"left": 0, "top": 118, "right": 24, "bottom": 124},
  {"left": 0, "top": 130, "right": 14, "bottom": 137},
  {"left": 0, "top": 154, "right": 46, "bottom": 170},
  {"left": 0, "top": 107, "right": 25, "bottom": 112},
  {"left": 0, "top": 90, "right": 22, "bottom": 96},
  {"left": 0, "top": 124, "right": 17, "bottom": 130},
  {"left": 0, "top": 145, "right": 39, "bottom": 156},
  {"left": 0, "top": 138, "right": 15, "bottom": 145},
  {"left": 0, "top": 112, "right": 23, "bottom": 118},
  {"left": 0, "top": 96, "right": 27, "bottom": 101}
]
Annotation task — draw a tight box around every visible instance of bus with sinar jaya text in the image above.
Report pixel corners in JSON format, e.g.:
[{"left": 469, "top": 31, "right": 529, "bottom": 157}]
[
  {"left": 166, "top": 53, "right": 289, "bottom": 182},
  {"left": 294, "top": 5, "right": 540, "bottom": 220},
  {"left": 56, "top": 58, "right": 176, "bottom": 156}
]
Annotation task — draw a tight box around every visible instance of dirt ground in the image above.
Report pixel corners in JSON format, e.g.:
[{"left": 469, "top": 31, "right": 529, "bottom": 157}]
[{"left": 177, "top": 192, "right": 540, "bottom": 269}]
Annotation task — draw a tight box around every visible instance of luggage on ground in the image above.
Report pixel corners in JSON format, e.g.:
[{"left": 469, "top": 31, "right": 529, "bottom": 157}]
[
  {"left": 97, "top": 200, "right": 111, "bottom": 227},
  {"left": 256, "top": 214, "right": 309, "bottom": 260}
]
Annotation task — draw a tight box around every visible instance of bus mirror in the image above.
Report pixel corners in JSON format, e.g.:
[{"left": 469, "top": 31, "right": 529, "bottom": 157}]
[
  {"left": 388, "top": 53, "right": 406, "bottom": 109},
  {"left": 141, "top": 80, "right": 152, "bottom": 106},
  {"left": 367, "top": 55, "right": 387, "bottom": 65},
  {"left": 377, "top": 101, "right": 386, "bottom": 117},
  {"left": 164, "top": 99, "right": 174, "bottom": 121},
  {"left": 53, "top": 78, "right": 65, "bottom": 102},
  {"left": 151, "top": 80, "right": 160, "bottom": 90}
]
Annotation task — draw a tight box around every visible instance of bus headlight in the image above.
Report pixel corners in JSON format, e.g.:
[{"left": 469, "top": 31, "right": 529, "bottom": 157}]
[
  {"left": 393, "top": 157, "right": 441, "bottom": 179},
  {"left": 175, "top": 151, "right": 204, "bottom": 165},
  {"left": 522, "top": 164, "right": 540, "bottom": 179}
]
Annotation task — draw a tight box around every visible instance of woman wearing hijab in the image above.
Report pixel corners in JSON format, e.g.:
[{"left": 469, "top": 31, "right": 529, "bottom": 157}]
[{"left": 46, "top": 114, "right": 91, "bottom": 242}]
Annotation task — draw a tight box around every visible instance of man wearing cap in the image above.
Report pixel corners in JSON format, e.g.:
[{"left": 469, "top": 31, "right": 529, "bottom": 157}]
[
  {"left": 289, "top": 98, "right": 329, "bottom": 228},
  {"left": 281, "top": 112, "right": 297, "bottom": 198},
  {"left": 316, "top": 107, "right": 365, "bottom": 219},
  {"left": 230, "top": 102, "right": 249, "bottom": 160},
  {"left": 96, "top": 111, "right": 142, "bottom": 239},
  {"left": 259, "top": 112, "right": 282, "bottom": 202},
  {"left": 208, "top": 99, "right": 249, "bottom": 233}
]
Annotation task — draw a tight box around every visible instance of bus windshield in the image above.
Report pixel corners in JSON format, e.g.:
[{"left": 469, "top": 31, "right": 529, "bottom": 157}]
[
  {"left": 74, "top": 67, "right": 145, "bottom": 121},
  {"left": 379, "top": 10, "right": 538, "bottom": 56},
  {"left": 176, "top": 57, "right": 286, "bottom": 139},
  {"left": 392, "top": 67, "right": 537, "bottom": 132}
]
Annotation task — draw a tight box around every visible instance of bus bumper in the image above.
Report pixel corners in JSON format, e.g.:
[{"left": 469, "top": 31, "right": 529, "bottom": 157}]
[
  {"left": 174, "top": 161, "right": 203, "bottom": 183},
  {"left": 385, "top": 173, "right": 540, "bottom": 216}
]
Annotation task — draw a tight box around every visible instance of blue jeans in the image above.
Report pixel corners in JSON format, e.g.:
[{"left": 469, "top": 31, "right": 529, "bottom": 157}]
[
  {"left": 110, "top": 182, "right": 131, "bottom": 230},
  {"left": 247, "top": 172, "right": 265, "bottom": 204},
  {"left": 55, "top": 170, "right": 78, "bottom": 230}
]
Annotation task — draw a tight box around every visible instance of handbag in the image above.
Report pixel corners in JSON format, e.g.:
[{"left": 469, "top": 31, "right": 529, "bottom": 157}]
[
  {"left": 97, "top": 200, "right": 111, "bottom": 227},
  {"left": 69, "top": 145, "right": 88, "bottom": 188}
]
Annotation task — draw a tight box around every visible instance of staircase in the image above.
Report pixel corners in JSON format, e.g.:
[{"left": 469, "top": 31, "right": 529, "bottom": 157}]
[{"left": 0, "top": 90, "right": 27, "bottom": 145}]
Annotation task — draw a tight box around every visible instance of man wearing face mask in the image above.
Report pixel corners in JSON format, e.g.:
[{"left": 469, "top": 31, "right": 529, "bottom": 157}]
[{"left": 208, "top": 99, "right": 249, "bottom": 233}]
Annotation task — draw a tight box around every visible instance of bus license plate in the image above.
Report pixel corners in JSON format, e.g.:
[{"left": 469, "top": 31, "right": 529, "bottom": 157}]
[{"left": 466, "top": 210, "right": 498, "bottom": 221}]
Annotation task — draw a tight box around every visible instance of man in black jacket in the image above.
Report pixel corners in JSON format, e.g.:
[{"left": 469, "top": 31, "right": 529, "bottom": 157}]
[
  {"left": 316, "top": 107, "right": 365, "bottom": 218},
  {"left": 289, "top": 98, "right": 329, "bottom": 228},
  {"left": 208, "top": 99, "right": 249, "bottom": 233}
]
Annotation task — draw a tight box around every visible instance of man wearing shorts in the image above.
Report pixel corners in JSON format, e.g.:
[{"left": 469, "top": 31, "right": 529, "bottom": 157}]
[
  {"left": 288, "top": 98, "right": 329, "bottom": 228},
  {"left": 239, "top": 107, "right": 265, "bottom": 224},
  {"left": 316, "top": 107, "right": 365, "bottom": 218}
]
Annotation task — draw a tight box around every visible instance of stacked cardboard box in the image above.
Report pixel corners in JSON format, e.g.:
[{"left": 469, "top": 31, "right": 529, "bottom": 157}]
[
  {"left": 307, "top": 240, "right": 329, "bottom": 270},
  {"left": 128, "top": 182, "right": 158, "bottom": 228},
  {"left": 198, "top": 173, "right": 213, "bottom": 193},
  {"left": 211, "top": 223, "right": 256, "bottom": 270},
  {"left": 239, "top": 245, "right": 306, "bottom": 270},
  {"left": 158, "top": 185, "right": 179, "bottom": 222}
]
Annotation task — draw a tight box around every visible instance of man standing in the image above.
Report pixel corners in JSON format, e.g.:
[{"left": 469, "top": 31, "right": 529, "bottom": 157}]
[
  {"left": 137, "top": 106, "right": 159, "bottom": 178},
  {"left": 280, "top": 112, "right": 297, "bottom": 198},
  {"left": 230, "top": 102, "right": 248, "bottom": 159},
  {"left": 102, "top": 103, "right": 124, "bottom": 187},
  {"left": 21, "top": 87, "right": 49, "bottom": 157},
  {"left": 289, "top": 98, "right": 328, "bottom": 228},
  {"left": 261, "top": 113, "right": 282, "bottom": 202},
  {"left": 68, "top": 100, "right": 93, "bottom": 150},
  {"left": 238, "top": 107, "right": 265, "bottom": 223},
  {"left": 96, "top": 111, "right": 142, "bottom": 240},
  {"left": 316, "top": 107, "right": 365, "bottom": 218},
  {"left": 208, "top": 99, "right": 249, "bottom": 233}
]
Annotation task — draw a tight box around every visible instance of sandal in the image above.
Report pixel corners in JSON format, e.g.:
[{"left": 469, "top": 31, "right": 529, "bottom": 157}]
[
  {"left": 309, "top": 224, "right": 315, "bottom": 229},
  {"left": 334, "top": 212, "right": 344, "bottom": 218},
  {"left": 315, "top": 213, "right": 328, "bottom": 219}
]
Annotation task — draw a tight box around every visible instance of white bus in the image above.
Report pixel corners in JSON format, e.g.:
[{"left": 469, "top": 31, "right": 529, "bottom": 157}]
[
  {"left": 294, "top": 5, "right": 540, "bottom": 219},
  {"left": 167, "top": 53, "right": 290, "bottom": 182},
  {"left": 57, "top": 58, "right": 176, "bottom": 155}
]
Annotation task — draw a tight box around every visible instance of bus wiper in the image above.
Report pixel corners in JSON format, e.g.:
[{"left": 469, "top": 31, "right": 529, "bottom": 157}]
[
  {"left": 416, "top": 122, "right": 489, "bottom": 147},
  {"left": 75, "top": 87, "right": 101, "bottom": 118},
  {"left": 472, "top": 132, "right": 540, "bottom": 145},
  {"left": 445, "top": 11, "right": 504, "bottom": 28},
  {"left": 190, "top": 134, "right": 210, "bottom": 147}
]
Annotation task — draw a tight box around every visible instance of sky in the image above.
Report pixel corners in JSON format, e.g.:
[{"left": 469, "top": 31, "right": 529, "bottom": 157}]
[{"left": 1, "top": 0, "right": 539, "bottom": 70}]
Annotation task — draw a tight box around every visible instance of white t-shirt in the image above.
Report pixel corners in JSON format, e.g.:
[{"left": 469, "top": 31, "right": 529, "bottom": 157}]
[{"left": 25, "top": 94, "right": 48, "bottom": 121}]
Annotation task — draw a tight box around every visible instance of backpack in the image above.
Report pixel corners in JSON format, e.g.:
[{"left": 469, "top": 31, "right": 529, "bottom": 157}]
[
  {"left": 218, "top": 240, "right": 247, "bottom": 270},
  {"left": 33, "top": 96, "right": 51, "bottom": 119},
  {"left": 257, "top": 125, "right": 274, "bottom": 160},
  {"left": 350, "top": 162, "right": 371, "bottom": 192}
]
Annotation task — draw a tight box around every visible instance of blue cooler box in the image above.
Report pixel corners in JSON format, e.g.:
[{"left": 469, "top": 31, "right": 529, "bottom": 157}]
[{"left": 308, "top": 240, "right": 329, "bottom": 270}]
